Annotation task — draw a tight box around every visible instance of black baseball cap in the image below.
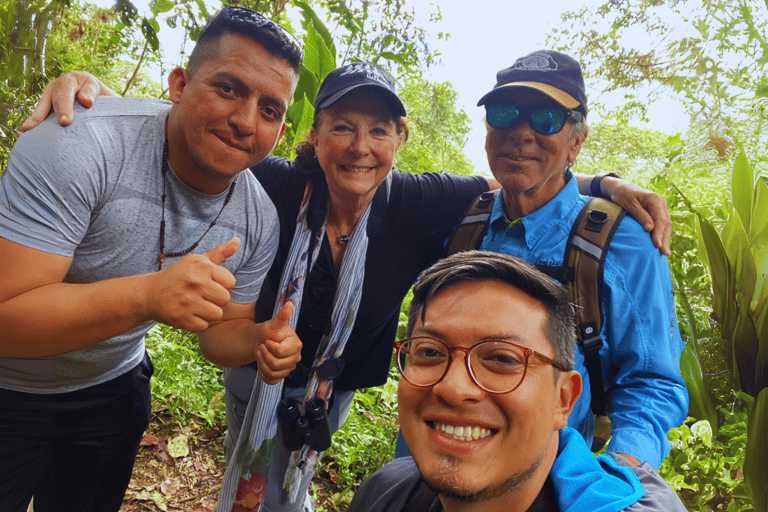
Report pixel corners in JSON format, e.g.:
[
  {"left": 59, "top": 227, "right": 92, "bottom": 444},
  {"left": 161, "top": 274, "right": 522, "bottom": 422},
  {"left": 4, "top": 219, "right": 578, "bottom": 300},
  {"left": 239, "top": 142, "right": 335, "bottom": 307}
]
[
  {"left": 315, "top": 62, "right": 406, "bottom": 117},
  {"left": 477, "top": 50, "right": 587, "bottom": 115}
]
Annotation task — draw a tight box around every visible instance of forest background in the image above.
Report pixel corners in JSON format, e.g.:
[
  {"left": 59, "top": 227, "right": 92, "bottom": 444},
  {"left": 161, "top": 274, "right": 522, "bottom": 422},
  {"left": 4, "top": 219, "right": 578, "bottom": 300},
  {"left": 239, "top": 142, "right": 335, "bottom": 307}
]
[{"left": 1, "top": 0, "right": 767, "bottom": 511}]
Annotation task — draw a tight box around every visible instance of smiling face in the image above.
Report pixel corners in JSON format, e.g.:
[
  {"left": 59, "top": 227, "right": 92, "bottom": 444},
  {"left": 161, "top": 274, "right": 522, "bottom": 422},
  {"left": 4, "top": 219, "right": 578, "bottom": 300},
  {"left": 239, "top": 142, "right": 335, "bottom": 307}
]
[
  {"left": 484, "top": 90, "right": 586, "bottom": 218},
  {"left": 399, "top": 279, "right": 580, "bottom": 510},
  {"left": 167, "top": 33, "right": 298, "bottom": 194},
  {"left": 312, "top": 88, "right": 402, "bottom": 207}
]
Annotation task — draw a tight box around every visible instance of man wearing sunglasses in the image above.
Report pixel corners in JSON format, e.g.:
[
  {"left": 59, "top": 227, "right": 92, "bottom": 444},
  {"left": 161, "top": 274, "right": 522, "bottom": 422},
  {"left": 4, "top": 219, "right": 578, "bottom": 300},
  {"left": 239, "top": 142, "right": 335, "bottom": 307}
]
[
  {"left": 349, "top": 251, "right": 687, "bottom": 512},
  {"left": 474, "top": 50, "right": 687, "bottom": 470},
  {"left": 0, "top": 7, "right": 304, "bottom": 512}
]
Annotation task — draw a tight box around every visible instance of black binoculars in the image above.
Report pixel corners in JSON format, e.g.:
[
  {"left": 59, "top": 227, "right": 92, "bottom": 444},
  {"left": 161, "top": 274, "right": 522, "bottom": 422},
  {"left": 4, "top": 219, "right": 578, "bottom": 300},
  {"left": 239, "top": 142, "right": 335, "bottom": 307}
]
[{"left": 276, "top": 397, "right": 332, "bottom": 452}]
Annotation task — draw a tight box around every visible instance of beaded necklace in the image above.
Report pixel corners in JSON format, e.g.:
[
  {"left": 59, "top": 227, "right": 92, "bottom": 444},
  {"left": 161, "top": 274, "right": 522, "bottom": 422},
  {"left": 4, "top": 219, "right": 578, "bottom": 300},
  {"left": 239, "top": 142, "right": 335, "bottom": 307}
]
[{"left": 158, "top": 138, "right": 237, "bottom": 270}]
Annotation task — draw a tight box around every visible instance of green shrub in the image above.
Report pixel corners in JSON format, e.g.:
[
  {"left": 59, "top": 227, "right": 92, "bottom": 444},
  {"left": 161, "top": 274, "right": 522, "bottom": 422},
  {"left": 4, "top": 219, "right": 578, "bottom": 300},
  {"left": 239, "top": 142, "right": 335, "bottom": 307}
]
[
  {"left": 660, "top": 407, "right": 752, "bottom": 511},
  {"left": 144, "top": 324, "right": 226, "bottom": 427}
]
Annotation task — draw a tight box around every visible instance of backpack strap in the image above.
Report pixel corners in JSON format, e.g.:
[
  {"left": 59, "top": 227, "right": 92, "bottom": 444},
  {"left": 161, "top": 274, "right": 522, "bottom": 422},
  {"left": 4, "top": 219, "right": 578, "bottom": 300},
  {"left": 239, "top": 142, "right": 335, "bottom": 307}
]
[
  {"left": 565, "top": 197, "right": 626, "bottom": 418},
  {"left": 445, "top": 189, "right": 500, "bottom": 255}
]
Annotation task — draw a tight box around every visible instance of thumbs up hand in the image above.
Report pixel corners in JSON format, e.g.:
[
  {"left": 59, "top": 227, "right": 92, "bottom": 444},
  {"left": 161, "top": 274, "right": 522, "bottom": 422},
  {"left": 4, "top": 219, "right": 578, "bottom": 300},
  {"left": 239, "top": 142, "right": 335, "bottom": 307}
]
[
  {"left": 255, "top": 301, "right": 303, "bottom": 385},
  {"left": 144, "top": 238, "right": 241, "bottom": 331}
]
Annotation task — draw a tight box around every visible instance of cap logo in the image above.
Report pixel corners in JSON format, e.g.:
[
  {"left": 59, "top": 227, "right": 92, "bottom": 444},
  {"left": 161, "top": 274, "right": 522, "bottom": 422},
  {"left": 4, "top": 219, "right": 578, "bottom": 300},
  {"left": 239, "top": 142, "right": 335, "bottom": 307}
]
[
  {"left": 339, "top": 62, "right": 390, "bottom": 87},
  {"left": 514, "top": 53, "right": 558, "bottom": 72}
]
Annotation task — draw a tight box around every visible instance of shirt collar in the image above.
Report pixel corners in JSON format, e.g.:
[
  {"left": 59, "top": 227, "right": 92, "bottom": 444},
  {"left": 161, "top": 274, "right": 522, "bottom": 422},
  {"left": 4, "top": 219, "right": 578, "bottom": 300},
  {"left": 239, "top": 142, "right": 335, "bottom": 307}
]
[{"left": 488, "top": 173, "right": 582, "bottom": 248}]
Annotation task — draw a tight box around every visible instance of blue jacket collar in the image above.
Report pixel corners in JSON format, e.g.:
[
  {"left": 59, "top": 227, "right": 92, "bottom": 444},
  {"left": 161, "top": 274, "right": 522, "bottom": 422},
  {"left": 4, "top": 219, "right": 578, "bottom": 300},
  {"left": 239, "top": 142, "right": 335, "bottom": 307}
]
[{"left": 551, "top": 428, "right": 645, "bottom": 512}]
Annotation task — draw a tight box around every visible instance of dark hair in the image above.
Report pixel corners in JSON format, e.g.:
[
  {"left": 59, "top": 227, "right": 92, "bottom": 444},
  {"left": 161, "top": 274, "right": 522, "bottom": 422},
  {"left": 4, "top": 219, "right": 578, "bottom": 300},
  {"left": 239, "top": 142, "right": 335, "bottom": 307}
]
[
  {"left": 187, "top": 6, "right": 303, "bottom": 77},
  {"left": 407, "top": 251, "right": 576, "bottom": 371}
]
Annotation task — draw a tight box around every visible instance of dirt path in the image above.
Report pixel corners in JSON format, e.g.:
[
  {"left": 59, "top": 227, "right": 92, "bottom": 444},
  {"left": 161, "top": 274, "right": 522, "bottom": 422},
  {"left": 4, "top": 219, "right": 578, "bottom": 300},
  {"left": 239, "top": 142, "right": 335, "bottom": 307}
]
[
  {"left": 119, "top": 416, "right": 226, "bottom": 512},
  {"left": 118, "top": 413, "right": 339, "bottom": 512}
]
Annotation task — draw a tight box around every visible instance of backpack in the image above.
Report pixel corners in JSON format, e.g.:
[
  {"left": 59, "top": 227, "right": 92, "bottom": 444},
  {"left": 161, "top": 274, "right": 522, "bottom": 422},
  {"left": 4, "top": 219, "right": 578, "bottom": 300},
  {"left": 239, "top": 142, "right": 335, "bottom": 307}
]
[{"left": 445, "top": 189, "right": 626, "bottom": 451}]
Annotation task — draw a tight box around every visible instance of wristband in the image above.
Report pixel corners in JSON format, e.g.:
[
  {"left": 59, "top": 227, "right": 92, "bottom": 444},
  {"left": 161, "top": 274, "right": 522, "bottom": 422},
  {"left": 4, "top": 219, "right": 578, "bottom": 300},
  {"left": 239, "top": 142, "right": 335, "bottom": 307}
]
[{"left": 591, "top": 171, "right": 620, "bottom": 198}]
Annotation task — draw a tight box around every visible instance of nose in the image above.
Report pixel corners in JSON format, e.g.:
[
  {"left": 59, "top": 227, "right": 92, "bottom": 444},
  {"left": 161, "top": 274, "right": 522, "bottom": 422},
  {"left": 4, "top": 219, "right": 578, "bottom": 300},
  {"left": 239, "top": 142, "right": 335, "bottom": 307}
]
[
  {"left": 229, "top": 98, "right": 258, "bottom": 136},
  {"left": 348, "top": 130, "right": 371, "bottom": 156},
  {"left": 506, "top": 116, "right": 536, "bottom": 143},
  {"left": 431, "top": 352, "right": 485, "bottom": 404}
]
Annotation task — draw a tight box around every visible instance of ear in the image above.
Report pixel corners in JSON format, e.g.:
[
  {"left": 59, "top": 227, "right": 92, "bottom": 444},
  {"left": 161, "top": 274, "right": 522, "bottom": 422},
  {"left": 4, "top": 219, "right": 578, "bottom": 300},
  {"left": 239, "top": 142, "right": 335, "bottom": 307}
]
[
  {"left": 310, "top": 126, "right": 318, "bottom": 150},
  {"left": 566, "top": 125, "right": 588, "bottom": 163},
  {"left": 553, "top": 370, "right": 582, "bottom": 430},
  {"left": 168, "top": 67, "right": 188, "bottom": 105}
]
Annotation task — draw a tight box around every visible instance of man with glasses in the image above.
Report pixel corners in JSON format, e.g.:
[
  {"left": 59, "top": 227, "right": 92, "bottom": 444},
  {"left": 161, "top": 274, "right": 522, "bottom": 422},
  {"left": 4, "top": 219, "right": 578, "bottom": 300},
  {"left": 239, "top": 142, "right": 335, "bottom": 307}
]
[
  {"left": 0, "top": 7, "right": 303, "bottom": 511},
  {"left": 349, "top": 251, "right": 687, "bottom": 512},
  {"left": 474, "top": 50, "right": 687, "bottom": 469}
]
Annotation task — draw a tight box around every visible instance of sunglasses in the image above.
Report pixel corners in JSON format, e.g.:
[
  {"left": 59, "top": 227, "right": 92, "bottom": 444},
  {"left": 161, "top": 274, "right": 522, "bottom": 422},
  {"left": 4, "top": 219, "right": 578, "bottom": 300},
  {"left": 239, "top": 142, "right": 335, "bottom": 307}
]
[
  {"left": 207, "top": 6, "right": 304, "bottom": 61},
  {"left": 485, "top": 103, "right": 584, "bottom": 135}
]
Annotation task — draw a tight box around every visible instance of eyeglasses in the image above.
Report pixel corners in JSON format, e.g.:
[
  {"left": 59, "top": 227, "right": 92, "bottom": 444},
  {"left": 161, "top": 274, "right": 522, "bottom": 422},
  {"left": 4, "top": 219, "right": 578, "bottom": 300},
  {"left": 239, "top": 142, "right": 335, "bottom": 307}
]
[
  {"left": 485, "top": 104, "right": 583, "bottom": 135},
  {"left": 394, "top": 337, "right": 568, "bottom": 394},
  {"left": 206, "top": 6, "right": 304, "bottom": 61}
]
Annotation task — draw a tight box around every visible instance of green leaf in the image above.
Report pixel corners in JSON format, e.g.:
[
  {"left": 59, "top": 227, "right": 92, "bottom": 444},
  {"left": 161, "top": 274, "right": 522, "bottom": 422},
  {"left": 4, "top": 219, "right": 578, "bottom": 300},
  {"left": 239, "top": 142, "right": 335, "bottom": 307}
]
[
  {"left": 292, "top": 63, "right": 319, "bottom": 108},
  {"left": 378, "top": 51, "right": 409, "bottom": 67},
  {"left": 141, "top": 17, "right": 160, "bottom": 52},
  {"left": 151, "top": 0, "right": 175, "bottom": 15},
  {"left": 752, "top": 177, "right": 768, "bottom": 243},
  {"left": 756, "top": 77, "right": 768, "bottom": 98},
  {"left": 295, "top": 0, "right": 336, "bottom": 58},
  {"left": 680, "top": 342, "right": 719, "bottom": 432},
  {"left": 697, "top": 215, "right": 737, "bottom": 341},
  {"left": 721, "top": 213, "right": 756, "bottom": 313},
  {"left": 733, "top": 291, "right": 759, "bottom": 396},
  {"left": 300, "top": 18, "right": 334, "bottom": 82},
  {"left": 755, "top": 300, "right": 768, "bottom": 393},
  {"left": 732, "top": 147, "right": 753, "bottom": 235},
  {"left": 289, "top": 93, "right": 314, "bottom": 160},
  {"left": 744, "top": 388, "right": 768, "bottom": 512}
]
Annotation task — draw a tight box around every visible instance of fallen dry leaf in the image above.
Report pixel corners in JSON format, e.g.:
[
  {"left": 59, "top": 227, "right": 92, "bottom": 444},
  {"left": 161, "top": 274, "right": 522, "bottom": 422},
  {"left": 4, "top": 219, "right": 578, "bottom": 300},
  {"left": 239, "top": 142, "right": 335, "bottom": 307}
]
[
  {"left": 140, "top": 433, "right": 159, "bottom": 446},
  {"left": 160, "top": 477, "right": 180, "bottom": 496},
  {"left": 167, "top": 434, "right": 190, "bottom": 458},
  {"left": 153, "top": 440, "right": 175, "bottom": 467},
  {"left": 202, "top": 428, "right": 223, "bottom": 439}
]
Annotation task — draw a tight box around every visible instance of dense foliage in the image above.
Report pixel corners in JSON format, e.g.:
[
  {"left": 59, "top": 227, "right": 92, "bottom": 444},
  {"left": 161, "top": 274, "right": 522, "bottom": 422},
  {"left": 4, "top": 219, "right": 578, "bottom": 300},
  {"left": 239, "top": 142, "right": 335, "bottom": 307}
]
[{"left": 552, "top": 2, "right": 768, "bottom": 509}]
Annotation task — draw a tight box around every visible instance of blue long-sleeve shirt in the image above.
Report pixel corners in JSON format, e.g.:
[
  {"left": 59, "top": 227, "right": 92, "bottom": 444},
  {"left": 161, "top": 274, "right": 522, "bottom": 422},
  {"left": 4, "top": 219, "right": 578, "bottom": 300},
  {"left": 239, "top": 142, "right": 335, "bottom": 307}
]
[{"left": 480, "top": 176, "right": 688, "bottom": 468}]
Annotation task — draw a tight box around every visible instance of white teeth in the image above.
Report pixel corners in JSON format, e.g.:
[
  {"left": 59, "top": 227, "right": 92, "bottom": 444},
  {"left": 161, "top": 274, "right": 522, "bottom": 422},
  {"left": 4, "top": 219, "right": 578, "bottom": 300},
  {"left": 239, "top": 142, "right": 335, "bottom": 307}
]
[
  {"left": 433, "top": 422, "right": 492, "bottom": 441},
  {"left": 343, "top": 166, "right": 372, "bottom": 173}
]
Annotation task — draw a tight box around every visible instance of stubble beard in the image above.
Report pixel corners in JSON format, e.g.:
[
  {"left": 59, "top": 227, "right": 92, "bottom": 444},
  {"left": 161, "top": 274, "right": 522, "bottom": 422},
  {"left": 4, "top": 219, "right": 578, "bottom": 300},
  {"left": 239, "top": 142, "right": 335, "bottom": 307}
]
[{"left": 416, "top": 448, "right": 547, "bottom": 504}]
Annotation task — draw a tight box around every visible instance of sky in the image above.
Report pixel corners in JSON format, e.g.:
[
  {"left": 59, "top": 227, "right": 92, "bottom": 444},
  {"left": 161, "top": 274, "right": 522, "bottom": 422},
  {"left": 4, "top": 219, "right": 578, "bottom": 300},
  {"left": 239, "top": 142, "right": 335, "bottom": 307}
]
[{"left": 92, "top": 0, "right": 691, "bottom": 172}]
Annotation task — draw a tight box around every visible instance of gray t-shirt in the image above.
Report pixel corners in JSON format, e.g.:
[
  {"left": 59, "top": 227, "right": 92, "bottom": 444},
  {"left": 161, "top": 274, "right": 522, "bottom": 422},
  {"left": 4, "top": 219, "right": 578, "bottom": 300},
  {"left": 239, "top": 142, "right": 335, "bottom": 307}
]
[{"left": 0, "top": 97, "right": 278, "bottom": 393}]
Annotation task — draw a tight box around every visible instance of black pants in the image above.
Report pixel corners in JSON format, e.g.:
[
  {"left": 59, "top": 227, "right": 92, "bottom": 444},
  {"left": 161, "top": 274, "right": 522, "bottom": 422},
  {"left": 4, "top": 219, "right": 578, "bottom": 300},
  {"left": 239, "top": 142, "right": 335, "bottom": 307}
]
[{"left": 0, "top": 353, "right": 153, "bottom": 512}]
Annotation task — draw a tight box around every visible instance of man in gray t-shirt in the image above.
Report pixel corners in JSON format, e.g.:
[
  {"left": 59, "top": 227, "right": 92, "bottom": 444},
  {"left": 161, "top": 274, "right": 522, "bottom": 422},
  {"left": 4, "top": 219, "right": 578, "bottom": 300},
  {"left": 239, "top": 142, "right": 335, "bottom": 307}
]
[{"left": 0, "top": 7, "right": 304, "bottom": 512}]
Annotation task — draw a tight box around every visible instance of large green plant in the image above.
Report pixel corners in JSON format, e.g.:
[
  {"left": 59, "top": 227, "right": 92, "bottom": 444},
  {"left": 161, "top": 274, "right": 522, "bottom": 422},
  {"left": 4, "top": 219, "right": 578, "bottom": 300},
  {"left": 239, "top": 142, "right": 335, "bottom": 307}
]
[{"left": 692, "top": 148, "right": 768, "bottom": 511}]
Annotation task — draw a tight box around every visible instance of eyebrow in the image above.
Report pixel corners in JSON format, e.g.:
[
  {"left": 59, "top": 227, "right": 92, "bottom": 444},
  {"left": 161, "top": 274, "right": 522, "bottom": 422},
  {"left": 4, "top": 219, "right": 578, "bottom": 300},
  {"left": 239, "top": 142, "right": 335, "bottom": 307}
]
[{"left": 414, "top": 326, "right": 532, "bottom": 346}]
